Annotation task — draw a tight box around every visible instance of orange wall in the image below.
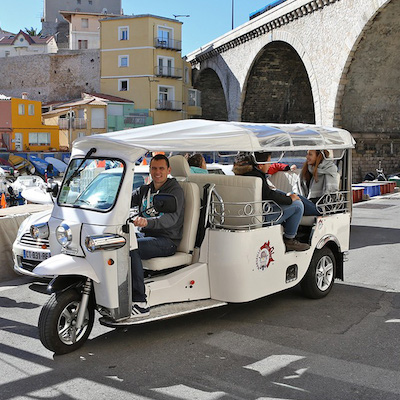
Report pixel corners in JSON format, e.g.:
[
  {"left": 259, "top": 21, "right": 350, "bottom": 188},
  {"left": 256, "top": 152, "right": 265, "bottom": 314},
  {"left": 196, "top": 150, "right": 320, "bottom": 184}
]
[{"left": 11, "top": 98, "right": 59, "bottom": 151}]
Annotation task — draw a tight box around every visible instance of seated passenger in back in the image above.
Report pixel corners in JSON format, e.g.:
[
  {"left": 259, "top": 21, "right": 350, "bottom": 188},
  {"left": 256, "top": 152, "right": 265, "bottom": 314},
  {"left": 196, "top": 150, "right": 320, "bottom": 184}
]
[
  {"left": 299, "top": 150, "right": 339, "bottom": 216},
  {"left": 188, "top": 153, "right": 208, "bottom": 174},
  {"left": 233, "top": 152, "right": 310, "bottom": 252}
]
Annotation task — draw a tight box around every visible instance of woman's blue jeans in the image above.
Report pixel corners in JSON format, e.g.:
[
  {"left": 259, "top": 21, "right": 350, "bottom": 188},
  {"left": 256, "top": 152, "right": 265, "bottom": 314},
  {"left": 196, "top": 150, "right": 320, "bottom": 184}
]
[
  {"left": 298, "top": 195, "right": 321, "bottom": 216},
  {"left": 130, "top": 234, "right": 177, "bottom": 302}
]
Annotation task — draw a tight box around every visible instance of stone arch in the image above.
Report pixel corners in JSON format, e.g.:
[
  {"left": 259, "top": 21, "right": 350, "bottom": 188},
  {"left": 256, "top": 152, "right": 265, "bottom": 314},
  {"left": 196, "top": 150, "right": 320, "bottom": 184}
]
[
  {"left": 193, "top": 67, "right": 228, "bottom": 121},
  {"left": 335, "top": 0, "right": 400, "bottom": 178},
  {"left": 241, "top": 40, "right": 315, "bottom": 124}
]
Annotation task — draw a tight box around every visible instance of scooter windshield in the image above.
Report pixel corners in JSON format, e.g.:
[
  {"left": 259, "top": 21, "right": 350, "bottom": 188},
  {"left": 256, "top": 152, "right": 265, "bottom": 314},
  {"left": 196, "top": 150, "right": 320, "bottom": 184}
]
[{"left": 58, "top": 158, "right": 124, "bottom": 211}]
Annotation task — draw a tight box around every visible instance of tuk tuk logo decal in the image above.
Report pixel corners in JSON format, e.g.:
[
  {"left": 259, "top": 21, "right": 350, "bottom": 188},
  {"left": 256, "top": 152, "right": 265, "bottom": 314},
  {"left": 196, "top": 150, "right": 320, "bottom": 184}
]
[
  {"left": 318, "top": 219, "right": 324, "bottom": 230},
  {"left": 256, "top": 241, "right": 274, "bottom": 270}
]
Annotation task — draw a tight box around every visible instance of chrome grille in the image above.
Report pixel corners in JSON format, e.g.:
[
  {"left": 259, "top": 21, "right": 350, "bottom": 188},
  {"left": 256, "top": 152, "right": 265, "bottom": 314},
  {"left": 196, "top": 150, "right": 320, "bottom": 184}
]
[{"left": 19, "top": 233, "right": 50, "bottom": 249}]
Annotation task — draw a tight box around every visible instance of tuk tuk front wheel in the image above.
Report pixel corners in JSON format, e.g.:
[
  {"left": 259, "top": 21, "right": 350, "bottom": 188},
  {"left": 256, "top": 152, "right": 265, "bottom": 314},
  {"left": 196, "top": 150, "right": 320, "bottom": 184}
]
[
  {"left": 301, "top": 247, "right": 336, "bottom": 299},
  {"left": 38, "top": 288, "right": 94, "bottom": 355}
]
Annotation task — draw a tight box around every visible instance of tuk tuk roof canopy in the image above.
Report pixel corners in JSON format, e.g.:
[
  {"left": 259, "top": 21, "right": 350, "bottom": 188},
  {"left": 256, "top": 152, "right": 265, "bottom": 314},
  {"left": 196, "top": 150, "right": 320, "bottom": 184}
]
[{"left": 74, "top": 119, "right": 355, "bottom": 155}]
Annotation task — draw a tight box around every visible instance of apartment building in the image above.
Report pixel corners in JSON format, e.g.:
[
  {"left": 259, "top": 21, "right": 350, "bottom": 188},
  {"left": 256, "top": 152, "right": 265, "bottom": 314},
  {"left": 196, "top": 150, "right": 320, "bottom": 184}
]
[
  {"left": 100, "top": 14, "right": 201, "bottom": 125},
  {"left": 0, "top": 94, "right": 59, "bottom": 151},
  {"left": 42, "top": 0, "right": 122, "bottom": 48},
  {"left": 0, "top": 30, "right": 57, "bottom": 58}
]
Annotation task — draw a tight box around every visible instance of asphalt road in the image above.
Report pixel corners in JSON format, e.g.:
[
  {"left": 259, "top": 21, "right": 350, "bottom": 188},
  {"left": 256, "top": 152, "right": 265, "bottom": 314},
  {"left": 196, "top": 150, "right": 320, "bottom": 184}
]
[{"left": 0, "top": 193, "right": 399, "bottom": 400}]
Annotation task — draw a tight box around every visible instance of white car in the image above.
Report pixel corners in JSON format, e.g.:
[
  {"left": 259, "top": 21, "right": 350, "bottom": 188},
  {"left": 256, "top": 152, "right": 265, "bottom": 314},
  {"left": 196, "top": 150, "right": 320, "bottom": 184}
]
[{"left": 13, "top": 209, "right": 52, "bottom": 278}]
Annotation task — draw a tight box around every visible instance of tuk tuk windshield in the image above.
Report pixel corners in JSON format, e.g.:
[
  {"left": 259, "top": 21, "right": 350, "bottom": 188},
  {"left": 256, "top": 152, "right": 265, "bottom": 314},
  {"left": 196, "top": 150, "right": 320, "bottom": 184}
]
[{"left": 58, "top": 158, "right": 124, "bottom": 211}]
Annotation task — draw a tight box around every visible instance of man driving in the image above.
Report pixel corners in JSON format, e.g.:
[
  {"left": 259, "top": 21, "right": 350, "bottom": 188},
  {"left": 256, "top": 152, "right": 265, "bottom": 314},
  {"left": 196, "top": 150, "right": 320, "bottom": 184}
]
[{"left": 130, "top": 154, "right": 185, "bottom": 317}]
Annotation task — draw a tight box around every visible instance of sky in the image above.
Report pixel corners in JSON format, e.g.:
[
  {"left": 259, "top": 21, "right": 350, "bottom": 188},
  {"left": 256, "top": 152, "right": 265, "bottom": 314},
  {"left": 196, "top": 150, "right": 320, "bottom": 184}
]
[{"left": 0, "top": 0, "right": 273, "bottom": 55}]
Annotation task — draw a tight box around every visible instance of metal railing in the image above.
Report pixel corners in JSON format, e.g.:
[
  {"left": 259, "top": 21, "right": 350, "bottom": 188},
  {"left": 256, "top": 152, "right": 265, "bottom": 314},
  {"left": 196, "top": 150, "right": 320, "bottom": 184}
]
[
  {"left": 154, "top": 37, "right": 182, "bottom": 51},
  {"left": 208, "top": 190, "right": 351, "bottom": 231},
  {"left": 154, "top": 65, "right": 183, "bottom": 79},
  {"left": 58, "top": 118, "right": 87, "bottom": 129},
  {"left": 155, "top": 99, "right": 183, "bottom": 111}
]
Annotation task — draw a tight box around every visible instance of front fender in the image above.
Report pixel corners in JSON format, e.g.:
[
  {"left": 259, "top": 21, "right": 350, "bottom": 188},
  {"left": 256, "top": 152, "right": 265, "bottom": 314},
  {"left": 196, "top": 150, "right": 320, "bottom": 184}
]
[{"left": 33, "top": 254, "right": 100, "bottom": 283}]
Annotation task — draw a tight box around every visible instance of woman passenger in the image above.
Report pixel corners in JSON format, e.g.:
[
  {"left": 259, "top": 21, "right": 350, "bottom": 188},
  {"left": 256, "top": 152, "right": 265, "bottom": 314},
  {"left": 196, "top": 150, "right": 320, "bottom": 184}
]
[{"left": 299, "top": 150, "right": 339, "bottom": 215}]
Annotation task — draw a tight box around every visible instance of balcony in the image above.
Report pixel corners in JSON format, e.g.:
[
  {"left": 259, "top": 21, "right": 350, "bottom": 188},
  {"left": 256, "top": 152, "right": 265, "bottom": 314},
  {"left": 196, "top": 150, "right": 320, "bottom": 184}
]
[
  {"left": 154, "top": 37, "right": 182, "bottom": 51},
  {"left": 58, "top": 118, "right": 87, "bottom": 129},
  {"left": 154, "top": 65, "right": 183, "bottom": 79},
  {"left": 155, "top": 99, "right": 183, "bottom": 111}
]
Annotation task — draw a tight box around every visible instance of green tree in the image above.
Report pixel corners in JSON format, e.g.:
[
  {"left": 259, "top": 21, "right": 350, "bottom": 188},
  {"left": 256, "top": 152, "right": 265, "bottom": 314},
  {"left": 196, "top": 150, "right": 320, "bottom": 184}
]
[{"left": 24, "top": 27, "right": 42, "bottom": 36}]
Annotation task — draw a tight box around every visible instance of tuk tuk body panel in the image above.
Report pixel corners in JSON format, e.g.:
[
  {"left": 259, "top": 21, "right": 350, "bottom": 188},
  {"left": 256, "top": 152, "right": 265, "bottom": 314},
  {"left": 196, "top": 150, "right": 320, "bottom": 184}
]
[
  {"left": 146, "top": 263, "right": 211, "bottom": 307},
  {"left": 207, "top": 225, "right": 313, "bottom": 303}
]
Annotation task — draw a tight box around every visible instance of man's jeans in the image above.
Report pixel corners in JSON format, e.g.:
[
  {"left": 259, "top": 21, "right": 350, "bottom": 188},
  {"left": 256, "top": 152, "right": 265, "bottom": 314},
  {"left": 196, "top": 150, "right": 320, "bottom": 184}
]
[
  {"left": 130, "top": 234, "right": 177, "bottom": 302},
  {"left": 265, "top": 199, "right": 304, "bottom": 239}
]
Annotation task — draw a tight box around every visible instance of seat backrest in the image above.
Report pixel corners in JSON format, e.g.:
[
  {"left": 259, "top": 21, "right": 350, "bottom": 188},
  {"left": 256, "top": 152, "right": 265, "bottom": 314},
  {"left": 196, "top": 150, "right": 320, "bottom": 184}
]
[
  {"left": 268, "top": 170, "right": 300, "bottom": 194},
  {"left": 169, "top": 155, "right": 191, "bottom": 179},
  {"left": 177, "top": 181, "right": 200, "bottom": 254},
  {"left": 189, "top": 174, "right": 263, "bottom": 228}
]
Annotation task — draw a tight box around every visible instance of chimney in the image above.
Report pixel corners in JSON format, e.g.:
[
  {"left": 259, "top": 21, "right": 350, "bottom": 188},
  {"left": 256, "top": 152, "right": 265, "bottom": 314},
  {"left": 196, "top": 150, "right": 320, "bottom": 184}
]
[{"left": 21, "top": 92, "right": 28, "bottom": 99}]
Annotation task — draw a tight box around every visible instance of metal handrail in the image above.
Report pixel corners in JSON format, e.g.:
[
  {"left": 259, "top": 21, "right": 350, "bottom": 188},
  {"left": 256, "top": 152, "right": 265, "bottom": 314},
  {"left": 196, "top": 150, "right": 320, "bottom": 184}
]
[
  {"left": 154, "top": 37, "right": 182, "bottom": 51},
  {"left": 155, "top": 99, "right": 183, "bottom": 111},
  {"left": 154, "top": 66, "right": 183, "bottom": 79}
]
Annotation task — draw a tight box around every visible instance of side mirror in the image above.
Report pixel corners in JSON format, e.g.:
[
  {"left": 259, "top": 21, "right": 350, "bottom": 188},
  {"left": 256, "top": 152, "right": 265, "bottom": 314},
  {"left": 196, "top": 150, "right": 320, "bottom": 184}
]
[
  {"left": 46, "top": 182, "right": 59, "bottom": 197},
  {"left": 153, "top": 193, "right": 177, "bottom": 213}
]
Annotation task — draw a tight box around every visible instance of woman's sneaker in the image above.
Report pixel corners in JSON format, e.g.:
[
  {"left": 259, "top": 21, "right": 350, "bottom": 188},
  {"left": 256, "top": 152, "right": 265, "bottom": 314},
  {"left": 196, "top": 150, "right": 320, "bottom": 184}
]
[
  {"left": 283, "top": 237, "right": 310, "bottom": 252},
  {"left": 131, "top": 302, "right": 150, "bottom": 318}
]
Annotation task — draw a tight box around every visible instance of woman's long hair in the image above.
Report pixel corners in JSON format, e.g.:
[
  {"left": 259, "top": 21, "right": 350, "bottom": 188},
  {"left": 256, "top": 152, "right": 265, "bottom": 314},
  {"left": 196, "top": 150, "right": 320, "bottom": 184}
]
[{"left": 301, "top": 150, "right": 330, "bottom": 184}]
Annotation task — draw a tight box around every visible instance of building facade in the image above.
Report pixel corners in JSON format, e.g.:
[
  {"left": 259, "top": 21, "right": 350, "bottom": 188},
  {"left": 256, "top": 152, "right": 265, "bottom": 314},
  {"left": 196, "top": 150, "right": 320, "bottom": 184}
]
[
  {"left": 100, "top": 14, "right": 201, "bottom": 125},
  {"left": 0, "top": 31, "right": 57, "bottom": 58},
  {"left": 42, "top": 94, "right": 108, "bottom": 150},
  {"left": 42, "top": 0, "right": 122, "bottom": 48},
  {"left": 0, "top": 94, "right": 59, "bottom": 151},
  {"left": 60, "top": 11, "right": 121, "bottom": 50}
]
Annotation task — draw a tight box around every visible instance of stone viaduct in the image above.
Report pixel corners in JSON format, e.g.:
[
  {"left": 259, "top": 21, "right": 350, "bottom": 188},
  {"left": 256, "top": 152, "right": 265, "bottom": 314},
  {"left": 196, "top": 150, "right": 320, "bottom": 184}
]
[{"left": 187, "top": 0, "right": 400, "bottom": 180}]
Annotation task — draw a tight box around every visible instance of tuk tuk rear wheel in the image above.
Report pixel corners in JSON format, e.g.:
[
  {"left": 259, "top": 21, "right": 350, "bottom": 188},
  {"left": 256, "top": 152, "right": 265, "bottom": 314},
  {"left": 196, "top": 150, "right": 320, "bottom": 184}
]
[
  {"left": 301, "top": 247, "right": 336, "bottom": 299},
  {"left": 38, "top": 288, "right": 94, "bottom": 355}
]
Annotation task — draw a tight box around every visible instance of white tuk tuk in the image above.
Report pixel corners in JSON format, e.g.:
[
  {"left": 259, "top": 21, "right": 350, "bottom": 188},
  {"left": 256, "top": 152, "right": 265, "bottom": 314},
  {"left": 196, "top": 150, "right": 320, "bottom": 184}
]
[{"left": 32, "top": 119, "right": 355, "bottom": 354}]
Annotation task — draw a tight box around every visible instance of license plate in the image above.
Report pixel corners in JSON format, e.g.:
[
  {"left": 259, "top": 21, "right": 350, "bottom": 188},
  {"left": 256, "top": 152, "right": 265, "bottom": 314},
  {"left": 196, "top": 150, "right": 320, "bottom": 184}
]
[{"left": 23, "top": 250, "right": 51, "bottom": 261}]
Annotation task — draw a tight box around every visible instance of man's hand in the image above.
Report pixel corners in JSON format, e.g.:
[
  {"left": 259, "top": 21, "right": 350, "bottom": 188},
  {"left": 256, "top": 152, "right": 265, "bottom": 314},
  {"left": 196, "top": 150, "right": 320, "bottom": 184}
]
[
  {"left": 133, "top": 216, "right": 148, "bottom": 228},
  {"left": 289, "top": 193, "right": 300, "bottom": 201}
]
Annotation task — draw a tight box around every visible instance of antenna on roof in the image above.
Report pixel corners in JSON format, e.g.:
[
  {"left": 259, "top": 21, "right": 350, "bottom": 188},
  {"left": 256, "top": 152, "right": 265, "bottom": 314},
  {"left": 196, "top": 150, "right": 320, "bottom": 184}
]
[{"left": 173, "top": 14, "right": 190, "bottom": 19}]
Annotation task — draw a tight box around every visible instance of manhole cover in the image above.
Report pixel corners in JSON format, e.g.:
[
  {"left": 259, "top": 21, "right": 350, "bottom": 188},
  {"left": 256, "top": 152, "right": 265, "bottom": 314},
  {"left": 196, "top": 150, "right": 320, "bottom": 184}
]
[{"left": 355, "top": 203, "right": 394, "bottom": 209}]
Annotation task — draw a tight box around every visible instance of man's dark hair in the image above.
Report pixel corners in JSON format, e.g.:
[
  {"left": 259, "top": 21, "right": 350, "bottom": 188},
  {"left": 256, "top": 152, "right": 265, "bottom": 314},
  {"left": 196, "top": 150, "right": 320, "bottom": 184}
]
[
  {"left": 254, "top": 152, "right": 271, "bottom": 163},
  {"left": 150, "top": 154, "right": 170, "bottom": 167}
]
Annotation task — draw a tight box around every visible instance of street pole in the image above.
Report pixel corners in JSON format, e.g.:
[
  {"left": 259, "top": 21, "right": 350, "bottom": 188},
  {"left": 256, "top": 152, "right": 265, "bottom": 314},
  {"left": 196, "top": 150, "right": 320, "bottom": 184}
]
[{"left": 232, "top": 0, "right": 234, "bottom": 30}]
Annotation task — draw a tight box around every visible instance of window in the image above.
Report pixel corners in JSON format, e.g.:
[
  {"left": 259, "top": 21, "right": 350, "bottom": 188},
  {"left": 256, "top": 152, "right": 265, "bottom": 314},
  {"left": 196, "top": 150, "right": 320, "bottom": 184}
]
[
  {"left": 188, "top": 89, "right": 201, "bottom": 107},
  {"left": 157, "top": 27, "right": 172, "bottom": 47},
  {"left": 157, "top": 56, "right": 174, "bottom": 76},
  {"left": 77, "top": 132, "right": 85, "bottom": 138},
  {"left": 29, "top": 132, "right": 50, "bottom": 146},
  {"left": 89, "top": 0, "right": 92, "bottom": 4},
  {"left": 28, "top": 104, "right": 35, "bottom": 115},
  {"left": 18, "top": 104, "right": 25, "bottom": 115},
  {"left": 118, "top": 55, "right": 129, "bottom": 67},
  {"left": 118, "top": 79, "right": 129, "bottom": 91},
  {"left": 184, "top": 67, "right": 189, "bottom": 84},
  {"left": 77, "top": 0, "right": 81, "bottom": 4},
  {"left": 81, "top": 18, "right": 89, "bottom": 29},
  {"left": 78, "top": 40, "right": 88, "bottom": 49},
  {"left": 158, "top": 86, "right": 174, "bottom": 109},
  {"left": 119, "top": 26, "right": 129, "bottom": 41}
]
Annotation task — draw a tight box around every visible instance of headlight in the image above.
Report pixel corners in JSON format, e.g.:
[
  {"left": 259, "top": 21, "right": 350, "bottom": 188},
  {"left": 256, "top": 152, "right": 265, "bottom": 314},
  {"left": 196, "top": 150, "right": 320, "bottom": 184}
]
[
  {"left": 56, "top": 223, "right": 72, "bottom": 247},
  {"left": 85, "top": 234, "right": 126, "bottom": 252},
  {"left": 30, "top": 223, "right": 49, "bottom": 240}
]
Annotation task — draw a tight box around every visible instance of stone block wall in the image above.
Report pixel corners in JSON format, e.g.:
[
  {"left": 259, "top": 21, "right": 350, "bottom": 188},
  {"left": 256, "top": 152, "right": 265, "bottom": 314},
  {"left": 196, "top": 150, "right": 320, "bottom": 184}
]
[{"left": 0, "top": 50, "right": 100, "bottom": 103}]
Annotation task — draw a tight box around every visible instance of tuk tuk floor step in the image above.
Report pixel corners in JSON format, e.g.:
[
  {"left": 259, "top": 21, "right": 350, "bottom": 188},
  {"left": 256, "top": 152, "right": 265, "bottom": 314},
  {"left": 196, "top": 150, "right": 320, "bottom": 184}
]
[{"left": 99, "top": 299, "right": 227, "bottom": 327}]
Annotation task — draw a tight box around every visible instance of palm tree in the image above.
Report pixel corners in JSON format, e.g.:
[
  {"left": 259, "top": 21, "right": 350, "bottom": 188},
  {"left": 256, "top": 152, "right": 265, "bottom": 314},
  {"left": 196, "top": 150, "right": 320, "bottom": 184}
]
[{"left": 24, "top": 27, "right": 42, "bottom": 36}]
